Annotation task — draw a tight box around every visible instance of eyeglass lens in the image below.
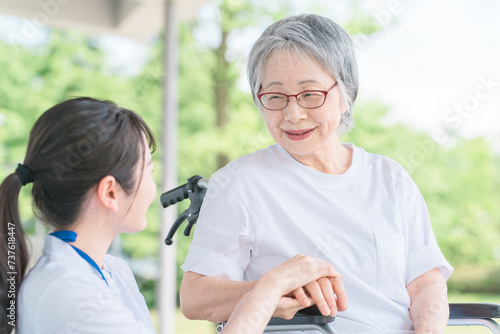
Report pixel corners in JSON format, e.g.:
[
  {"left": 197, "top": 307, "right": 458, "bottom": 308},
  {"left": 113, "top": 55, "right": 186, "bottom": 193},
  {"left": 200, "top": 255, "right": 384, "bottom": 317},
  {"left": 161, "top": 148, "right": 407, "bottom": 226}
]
[{"left": 261, "top": 91, "right": 326, "bottom": 110}]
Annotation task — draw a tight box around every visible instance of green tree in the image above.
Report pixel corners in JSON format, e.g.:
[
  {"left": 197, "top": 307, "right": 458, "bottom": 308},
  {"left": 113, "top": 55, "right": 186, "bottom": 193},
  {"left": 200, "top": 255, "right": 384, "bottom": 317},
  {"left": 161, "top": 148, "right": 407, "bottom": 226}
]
[{"left": 0, "top": 30, "right": 135, "bottom": 233}]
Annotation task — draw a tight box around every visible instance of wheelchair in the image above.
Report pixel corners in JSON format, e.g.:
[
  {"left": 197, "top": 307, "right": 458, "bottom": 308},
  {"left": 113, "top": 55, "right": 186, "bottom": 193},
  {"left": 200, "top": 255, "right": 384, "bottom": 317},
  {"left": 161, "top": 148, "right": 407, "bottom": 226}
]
[{"left": 161, "top": 175, "right": 500, "bottom": 333}]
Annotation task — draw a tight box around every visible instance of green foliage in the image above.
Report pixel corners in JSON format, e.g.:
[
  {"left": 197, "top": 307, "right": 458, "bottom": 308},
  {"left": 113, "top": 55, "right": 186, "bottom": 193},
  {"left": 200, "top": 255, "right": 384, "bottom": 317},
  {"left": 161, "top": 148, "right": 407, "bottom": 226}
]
[
  {"left": 447, "top": 265, "right": 500, "bottom": 294},
  {"left": 0, "top": 30, "right": 135, "bottom": 234},
  {"left": 136, "top": 277, "right": 157, "bottom": 309},
  {"left": 343, "top": 12, "right": 381, "bottom": 36}
]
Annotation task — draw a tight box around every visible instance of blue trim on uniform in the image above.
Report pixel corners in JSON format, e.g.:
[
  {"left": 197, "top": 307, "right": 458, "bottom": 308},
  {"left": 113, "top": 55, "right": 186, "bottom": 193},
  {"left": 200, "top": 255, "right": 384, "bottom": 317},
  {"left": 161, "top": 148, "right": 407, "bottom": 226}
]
[
  {"left": 50, "top": 230, "right": 109, "bottom": 286},
  {"left": 50, "top": 230, "right": 77, "bottom": 242}
]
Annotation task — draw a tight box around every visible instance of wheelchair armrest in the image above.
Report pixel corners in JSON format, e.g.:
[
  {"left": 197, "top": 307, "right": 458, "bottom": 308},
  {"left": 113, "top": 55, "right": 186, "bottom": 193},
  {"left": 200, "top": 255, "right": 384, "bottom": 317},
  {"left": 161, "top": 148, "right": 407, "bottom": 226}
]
[
  {"left": 268, "top": 313, "right": 335, "bottom": 326},
  {"left": 265, "top": 306, "right": 336, "bottom": 334},
  {"left": 217, "top": 306, "right": 335, "bottom": 333},
  {"left": 449, "top": 303, "right": 500, "bottom": 319}
]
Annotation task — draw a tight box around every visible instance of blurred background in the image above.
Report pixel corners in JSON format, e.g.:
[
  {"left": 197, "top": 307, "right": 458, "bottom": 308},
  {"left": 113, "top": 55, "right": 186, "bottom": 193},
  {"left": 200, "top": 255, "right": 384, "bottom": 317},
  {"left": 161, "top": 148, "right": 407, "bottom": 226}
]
[{"left": 0, "top": 0, "right": 499, "bottom": 333}]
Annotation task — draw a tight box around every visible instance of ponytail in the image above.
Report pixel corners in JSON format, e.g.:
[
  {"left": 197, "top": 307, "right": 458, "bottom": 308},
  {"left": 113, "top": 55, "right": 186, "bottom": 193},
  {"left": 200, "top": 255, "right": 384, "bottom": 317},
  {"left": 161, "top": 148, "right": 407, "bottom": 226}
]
[{"left": 0, "top": 173, "right": 29, "bottom": 333}]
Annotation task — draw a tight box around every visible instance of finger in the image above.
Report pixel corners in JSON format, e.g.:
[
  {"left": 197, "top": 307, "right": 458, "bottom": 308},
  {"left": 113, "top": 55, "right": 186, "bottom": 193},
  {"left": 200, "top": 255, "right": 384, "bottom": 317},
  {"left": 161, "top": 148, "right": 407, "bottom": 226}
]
[
  {"left": 293, "top": 287, "right": 312, "bottom": 308},
  {"left": 279, "top": 295, "right": 304, "bottom": 309},
  {"left": 304, "top": 281, "right": 330, "bottom": 316},
  {"left": 275, "top": 296, "right": 308, "bottom": 319},
  {"left": 330, "top": 276, "right": 348, "bottom": 311},
  {"left": 317, "top": 277, "right": 337, "bottom": 316}
]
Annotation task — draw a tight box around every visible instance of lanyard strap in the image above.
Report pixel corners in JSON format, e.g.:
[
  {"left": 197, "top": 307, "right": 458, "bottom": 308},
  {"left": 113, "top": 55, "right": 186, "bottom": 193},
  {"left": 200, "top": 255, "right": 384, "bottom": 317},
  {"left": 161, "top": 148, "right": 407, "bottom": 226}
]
[{"left": 50, "top": 230, "right": 109, "bottom": 286}]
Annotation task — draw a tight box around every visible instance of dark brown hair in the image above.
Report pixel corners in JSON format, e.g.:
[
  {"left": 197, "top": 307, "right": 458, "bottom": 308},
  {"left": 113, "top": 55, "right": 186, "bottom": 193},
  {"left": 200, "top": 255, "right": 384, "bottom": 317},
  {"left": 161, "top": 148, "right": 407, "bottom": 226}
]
[{"left": 0, "top": 97, "right": 156, "bottom": 332}]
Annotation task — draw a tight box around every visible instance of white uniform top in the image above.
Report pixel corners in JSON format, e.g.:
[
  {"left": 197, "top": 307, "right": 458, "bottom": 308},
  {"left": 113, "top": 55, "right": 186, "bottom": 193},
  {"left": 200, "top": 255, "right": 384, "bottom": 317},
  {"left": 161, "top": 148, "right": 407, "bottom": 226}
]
[
  {"left": 182, "top": 143, "right": 453, "bottom": 333},
  {"left": 18, "top": 235, "right": 155, "bottom": 334}
]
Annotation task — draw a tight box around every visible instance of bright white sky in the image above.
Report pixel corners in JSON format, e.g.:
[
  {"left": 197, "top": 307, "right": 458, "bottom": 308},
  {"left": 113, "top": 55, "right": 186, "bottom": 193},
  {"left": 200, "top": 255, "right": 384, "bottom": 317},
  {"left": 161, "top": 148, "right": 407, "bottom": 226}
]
[
  {"left": 1, "top": 0, "right": 499, "bottom": 146},
  {"left": 352, "top": 0, "right": 500, "bottom": 146}
]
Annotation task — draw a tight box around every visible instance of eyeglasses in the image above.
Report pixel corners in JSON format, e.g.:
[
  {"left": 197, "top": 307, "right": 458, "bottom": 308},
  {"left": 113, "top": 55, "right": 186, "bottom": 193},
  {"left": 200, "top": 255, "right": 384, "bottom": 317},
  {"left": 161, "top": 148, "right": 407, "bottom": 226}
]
[{"left": 257, "top": 82, "right": 338, "bottom": 111}]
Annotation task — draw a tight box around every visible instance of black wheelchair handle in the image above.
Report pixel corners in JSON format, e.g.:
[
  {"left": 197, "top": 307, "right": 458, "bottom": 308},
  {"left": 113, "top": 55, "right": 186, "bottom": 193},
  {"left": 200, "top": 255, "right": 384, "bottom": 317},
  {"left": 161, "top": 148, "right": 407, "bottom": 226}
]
[
  {"left": 160, "top": 178, "right": 209, "bottom": 208},
  {"left": 160, "top": 183, "right": 189, "bottom": 208},
  {"left": 162, "top": 176, "right": 209, "bottom": 245}
]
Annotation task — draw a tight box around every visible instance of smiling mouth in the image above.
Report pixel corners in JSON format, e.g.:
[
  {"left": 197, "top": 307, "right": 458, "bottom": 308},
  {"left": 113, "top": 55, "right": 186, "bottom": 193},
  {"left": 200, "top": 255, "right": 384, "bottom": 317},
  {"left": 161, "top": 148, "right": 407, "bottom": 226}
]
[
  {"left": 286, "top": 129, "right": 314, "bottom": 135},
  {"left": 284, "top": 128, "right": 315, "bottom": 141}
]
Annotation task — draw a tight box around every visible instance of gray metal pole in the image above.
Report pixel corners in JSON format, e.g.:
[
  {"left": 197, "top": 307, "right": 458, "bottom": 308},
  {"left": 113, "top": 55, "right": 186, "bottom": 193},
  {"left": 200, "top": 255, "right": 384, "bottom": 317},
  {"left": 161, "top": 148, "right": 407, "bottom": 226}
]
[{"left": 159, "top": 0, "right": 178, "bottom": 333}]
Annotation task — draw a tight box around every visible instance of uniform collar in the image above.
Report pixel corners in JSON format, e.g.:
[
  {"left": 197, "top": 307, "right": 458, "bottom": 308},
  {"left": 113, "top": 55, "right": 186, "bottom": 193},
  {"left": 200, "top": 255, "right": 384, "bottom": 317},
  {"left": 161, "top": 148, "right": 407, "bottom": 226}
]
[{"left": 42, "top": 234, "right": 114, "bottom": 286}]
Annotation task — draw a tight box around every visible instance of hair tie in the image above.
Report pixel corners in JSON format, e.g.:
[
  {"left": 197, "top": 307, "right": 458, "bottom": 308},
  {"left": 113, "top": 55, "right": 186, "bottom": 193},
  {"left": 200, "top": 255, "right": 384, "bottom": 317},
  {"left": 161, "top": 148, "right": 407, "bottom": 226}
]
[{"left": 15, "top": 163, "right": 34, "bottom": 186}]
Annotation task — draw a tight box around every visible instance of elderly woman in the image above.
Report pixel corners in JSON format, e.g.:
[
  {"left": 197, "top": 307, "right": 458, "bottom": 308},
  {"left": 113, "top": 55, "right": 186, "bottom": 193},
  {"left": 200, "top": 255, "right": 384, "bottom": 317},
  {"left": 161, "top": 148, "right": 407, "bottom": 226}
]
[{"left": 180, "top": 14, "right": 453, "bottom": 333}]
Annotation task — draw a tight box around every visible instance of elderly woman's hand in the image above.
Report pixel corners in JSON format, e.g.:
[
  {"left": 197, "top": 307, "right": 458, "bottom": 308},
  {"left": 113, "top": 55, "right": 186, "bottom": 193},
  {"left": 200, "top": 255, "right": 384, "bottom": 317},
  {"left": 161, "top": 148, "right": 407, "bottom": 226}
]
[
  {"left": 222, "top": 255, "right": 347, "bottom": 334},
  {"left": 263, "top": 254, "right": 348, "bottom": 318}
]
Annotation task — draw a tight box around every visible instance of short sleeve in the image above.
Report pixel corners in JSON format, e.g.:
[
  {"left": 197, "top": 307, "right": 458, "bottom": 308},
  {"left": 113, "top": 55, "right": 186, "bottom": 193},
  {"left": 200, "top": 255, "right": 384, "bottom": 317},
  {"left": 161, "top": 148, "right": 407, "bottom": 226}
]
[
  {"left": 400, "top": 170, "right": 454, "bottom": 284},
  {"left": 181, "top": 168, "right": 257, "bottom": 281}
]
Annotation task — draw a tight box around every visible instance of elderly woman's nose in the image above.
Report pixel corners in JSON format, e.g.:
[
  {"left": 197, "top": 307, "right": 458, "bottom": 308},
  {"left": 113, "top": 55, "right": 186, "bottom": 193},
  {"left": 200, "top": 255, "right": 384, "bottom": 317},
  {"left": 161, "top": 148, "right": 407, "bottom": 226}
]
[{"left": 283, "top": 98, "right": 308, "bottom": 122}]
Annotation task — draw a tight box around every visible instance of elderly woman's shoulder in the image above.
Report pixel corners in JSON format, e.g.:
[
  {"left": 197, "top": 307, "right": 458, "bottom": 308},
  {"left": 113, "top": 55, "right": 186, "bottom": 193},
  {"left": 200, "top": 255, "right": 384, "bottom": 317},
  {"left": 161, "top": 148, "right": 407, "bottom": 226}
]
[
  {"left": 361, "top": 147, "right": 411, "bottom": 179},
  {"left": 209, "top": 145, "right": 278, "bottom": 183}
]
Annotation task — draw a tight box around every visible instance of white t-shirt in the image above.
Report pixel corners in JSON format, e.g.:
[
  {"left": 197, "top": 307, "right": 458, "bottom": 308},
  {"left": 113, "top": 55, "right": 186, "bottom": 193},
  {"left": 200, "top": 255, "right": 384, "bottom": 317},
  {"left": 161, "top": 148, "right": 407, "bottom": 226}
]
[
  {"left": 182, "top": 143, "right": 453, "bottom": 333},
  {"left": 18, "top": 235, "right": 155, "bottom": 334}
]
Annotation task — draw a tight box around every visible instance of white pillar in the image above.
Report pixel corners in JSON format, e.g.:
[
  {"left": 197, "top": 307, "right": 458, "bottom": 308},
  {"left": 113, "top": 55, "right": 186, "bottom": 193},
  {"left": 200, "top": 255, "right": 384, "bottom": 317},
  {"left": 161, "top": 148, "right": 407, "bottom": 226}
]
[{"left": 159, "top": 0, "right": 178, "bottom": 333}]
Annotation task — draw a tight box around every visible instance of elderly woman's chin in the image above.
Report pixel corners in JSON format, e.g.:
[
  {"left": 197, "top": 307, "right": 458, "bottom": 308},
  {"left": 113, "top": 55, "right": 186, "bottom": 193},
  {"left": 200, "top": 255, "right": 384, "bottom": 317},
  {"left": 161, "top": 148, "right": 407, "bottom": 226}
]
[{"left": 272, "top": 122, "right": 344, "bottom": 164}]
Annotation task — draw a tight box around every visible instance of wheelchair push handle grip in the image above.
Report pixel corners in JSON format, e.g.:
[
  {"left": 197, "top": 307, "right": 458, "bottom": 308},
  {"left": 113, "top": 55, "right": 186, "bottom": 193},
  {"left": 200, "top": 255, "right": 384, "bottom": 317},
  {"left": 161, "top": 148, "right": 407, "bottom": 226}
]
[
  {"left": 160, "top": 183, "right": 189, "bottom": 208},
  {"left": 196, "top": 178, "right": 209, "bottom": 190}
]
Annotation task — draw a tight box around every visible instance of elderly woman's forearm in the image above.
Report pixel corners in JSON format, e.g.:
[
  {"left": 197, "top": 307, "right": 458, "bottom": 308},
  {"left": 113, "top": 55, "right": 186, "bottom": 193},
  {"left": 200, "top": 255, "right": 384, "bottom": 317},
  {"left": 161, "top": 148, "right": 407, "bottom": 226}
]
[
  {"left": 180, "top": 271, "right": 257, "bottom": 323},
  {"left": 408, "top": 269, "right": 449, "bottom": 333}
]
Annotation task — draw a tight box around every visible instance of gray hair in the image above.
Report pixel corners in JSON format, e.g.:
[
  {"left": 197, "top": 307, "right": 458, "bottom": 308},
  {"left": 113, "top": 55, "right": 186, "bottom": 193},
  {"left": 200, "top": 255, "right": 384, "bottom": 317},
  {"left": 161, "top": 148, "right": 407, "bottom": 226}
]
[{"left": 247, "top": 14, "right": 358, "bottom": 136}]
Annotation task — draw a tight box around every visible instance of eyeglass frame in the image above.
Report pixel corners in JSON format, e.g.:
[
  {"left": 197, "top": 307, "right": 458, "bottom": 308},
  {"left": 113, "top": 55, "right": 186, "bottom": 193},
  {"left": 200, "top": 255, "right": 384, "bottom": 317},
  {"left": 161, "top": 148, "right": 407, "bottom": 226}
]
[{"left": 256, "top": 82, "right": 338, "bottom": 111}]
